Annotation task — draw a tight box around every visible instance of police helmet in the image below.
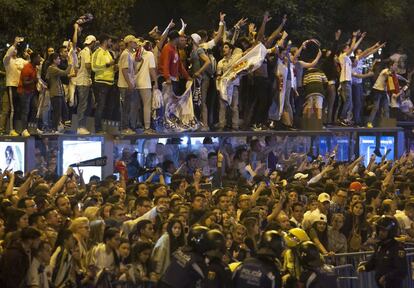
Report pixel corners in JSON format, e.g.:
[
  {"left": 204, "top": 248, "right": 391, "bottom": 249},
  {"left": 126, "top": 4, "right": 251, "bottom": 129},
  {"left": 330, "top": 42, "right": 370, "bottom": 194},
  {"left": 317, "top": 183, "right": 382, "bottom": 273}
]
[
  {"left": 258, "top": 230, "right": 285, "bottom": 258},
  {"left": 376, "top": 216, "right": 399, "bottom": 239},
  {"left": 284, "top": 228, "right": 310, "bottom": 248},
  {"left": 187, "top": 225, "right": 210, "bottom": 253},
  {"left": 297, "top": 241, "right": 323, "bottom": 268},
  {"left": 205, "top": 229, "right": 226, "bottom": 258}
]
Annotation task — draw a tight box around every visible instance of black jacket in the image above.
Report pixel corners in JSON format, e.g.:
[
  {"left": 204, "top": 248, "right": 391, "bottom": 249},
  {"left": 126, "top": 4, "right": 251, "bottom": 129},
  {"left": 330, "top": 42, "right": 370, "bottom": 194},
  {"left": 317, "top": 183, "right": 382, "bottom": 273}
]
[
  {"left": 0, "top": 240, "right": 31, "bottom": 288},
  {"left": 364, "top": 239, "right": 408, "bottom": 288}
]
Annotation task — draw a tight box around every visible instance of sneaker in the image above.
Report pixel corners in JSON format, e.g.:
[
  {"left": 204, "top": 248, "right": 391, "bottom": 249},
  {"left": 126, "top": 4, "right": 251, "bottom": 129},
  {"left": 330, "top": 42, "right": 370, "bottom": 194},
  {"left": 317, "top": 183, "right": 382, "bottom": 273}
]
[
  {"left": 21, "top": 129, "right": 31, "bottom": 137},
  {"left": 143, "top": 128, "right": 157, "bottom": 135},
  {"left": 367, "top": 122, "right": 373, "bottom": 128},
  {"left": 121, "top": 128, "right": 136, "bottom": 135},
  {"left": 77, "top": 127, "right": 91, "bottom": 135},
  {"left": 9, "top": 129, "right": 19, "bottom": 136},
  {"left": 36, "top": 128, "right": 43, "bottom": 135},
  {"left": 251, "top": 124, "right": 262, "bottom": 131},
  {"left": 58, "top": 123, "right": 65, "bottom": 133}
]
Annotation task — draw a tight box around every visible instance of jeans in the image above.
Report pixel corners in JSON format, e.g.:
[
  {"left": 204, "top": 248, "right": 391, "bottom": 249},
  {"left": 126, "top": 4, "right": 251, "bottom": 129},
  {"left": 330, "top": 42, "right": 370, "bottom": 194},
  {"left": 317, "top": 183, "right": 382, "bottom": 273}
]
[
  {"left": 368, "top": 89, "right": 389, "bottom": 123},
  {"left": 352, "top": 83, "right": 364, "bottom": 125},
  {"left": 6, "top": 86, "right": 18, "bottom": 130},
  {"left": 218, "top": 85, "right": 239, "bottom": 129},
  {"left": 138, "top": 88, "right": 152, "bottom": 129},
  {"left": 51, "top": 96, "right": 67, "bottom": 129},
  {"left": 18, "top": 91, "right": 36, "bottom": 130},
  {"left": 119, "top": 87, "right": 138, "bottom": 130},
  {"left": 249, "top": 76, "right": 270, "bottom": 125},
  {"left": 76, "top": 85, "right": 91, "bottom": 127},
  {"left": 340, "top": 81, "right": 352, "bottom": 120},
  {"left": 93, "top": 82, "right": 112, "bottom": 131},
  {"left": 200, "top": 76, "right": 210, "bottom": 127},
  {"left": 326, "top": 83, "right": 336, "bottom": 123}
]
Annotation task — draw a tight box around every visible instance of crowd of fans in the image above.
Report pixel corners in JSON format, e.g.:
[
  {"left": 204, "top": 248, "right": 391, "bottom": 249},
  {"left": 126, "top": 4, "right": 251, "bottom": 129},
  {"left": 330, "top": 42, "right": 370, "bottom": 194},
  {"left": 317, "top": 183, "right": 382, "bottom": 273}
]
[
  {"left": 0, "top": 131, "right": 413, "bottom": 287},
  {"left": 0, "top": 9, "right": 413, "bottom": 288},
  {"left": 1, "top": 11, "right": 413, "bottom": 137}
]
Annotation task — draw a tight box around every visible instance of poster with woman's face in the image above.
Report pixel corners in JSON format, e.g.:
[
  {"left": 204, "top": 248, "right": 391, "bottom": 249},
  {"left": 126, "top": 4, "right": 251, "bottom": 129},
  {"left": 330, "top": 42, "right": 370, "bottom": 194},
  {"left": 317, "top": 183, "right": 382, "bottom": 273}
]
[{"left": 0, "top": 142, "right": 25, "bottom": 172}]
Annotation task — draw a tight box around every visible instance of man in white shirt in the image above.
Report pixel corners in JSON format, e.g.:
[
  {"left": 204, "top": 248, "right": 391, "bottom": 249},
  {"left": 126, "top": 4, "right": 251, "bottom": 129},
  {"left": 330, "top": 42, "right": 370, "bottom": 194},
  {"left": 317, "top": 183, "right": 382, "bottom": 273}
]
[
  {"left": 27, "top": 241, "right": 52, "bottom": 288},
  {"left": 75, "top": 34, "right": 96, "bottom": 135},
  {"left": 338, "top": 31, "right": 365, "bottom": 126},
  {"left": 118, "top": 35, "right": 138, "bottom": 135},
  {"left": 3, "top": 36, "right": 27, "bottom": 136},
  {"left": 135, "top": 39, "right": 158, "bottom": 134},
  {"left": 394, "top": 201, "right": 414, "bottom": 238}
]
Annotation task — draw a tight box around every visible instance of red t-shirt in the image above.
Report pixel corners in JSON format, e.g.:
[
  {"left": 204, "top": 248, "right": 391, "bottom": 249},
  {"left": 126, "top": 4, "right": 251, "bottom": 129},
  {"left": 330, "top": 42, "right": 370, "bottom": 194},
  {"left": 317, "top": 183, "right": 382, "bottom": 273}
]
[
  {"left": 158, "top": 43, "right": 189, "bottom": 81},
  {"left": 17, "top": 62, "right": 37, "bottom": 94}
]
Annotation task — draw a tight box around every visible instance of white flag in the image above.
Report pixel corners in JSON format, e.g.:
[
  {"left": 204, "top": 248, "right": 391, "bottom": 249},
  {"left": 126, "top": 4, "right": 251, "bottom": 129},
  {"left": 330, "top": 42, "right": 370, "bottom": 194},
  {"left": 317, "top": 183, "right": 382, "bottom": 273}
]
[{"left": 217, "top": 43, "right": 268, "bottom": 104}]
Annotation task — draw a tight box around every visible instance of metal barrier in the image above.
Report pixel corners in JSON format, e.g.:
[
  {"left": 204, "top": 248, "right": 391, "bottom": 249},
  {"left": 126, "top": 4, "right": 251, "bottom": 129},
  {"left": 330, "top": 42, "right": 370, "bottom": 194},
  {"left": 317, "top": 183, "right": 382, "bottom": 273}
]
[{"left": 325, "top": 248, "right": 414, "bottom": 288}]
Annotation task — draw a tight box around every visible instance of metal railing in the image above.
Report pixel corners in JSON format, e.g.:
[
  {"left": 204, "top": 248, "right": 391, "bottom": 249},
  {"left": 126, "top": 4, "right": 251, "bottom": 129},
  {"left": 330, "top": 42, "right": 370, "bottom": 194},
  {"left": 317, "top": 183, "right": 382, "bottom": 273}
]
[{"left": 324, "top": 248, "right": 414, "bottom": 288}]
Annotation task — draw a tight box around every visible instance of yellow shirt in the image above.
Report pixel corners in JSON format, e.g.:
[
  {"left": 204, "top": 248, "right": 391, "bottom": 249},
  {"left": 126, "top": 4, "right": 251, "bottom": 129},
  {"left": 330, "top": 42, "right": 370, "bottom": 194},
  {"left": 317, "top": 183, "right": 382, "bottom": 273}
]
[{"left": 91, "top": 47, "right": 114, "bottom": 85}]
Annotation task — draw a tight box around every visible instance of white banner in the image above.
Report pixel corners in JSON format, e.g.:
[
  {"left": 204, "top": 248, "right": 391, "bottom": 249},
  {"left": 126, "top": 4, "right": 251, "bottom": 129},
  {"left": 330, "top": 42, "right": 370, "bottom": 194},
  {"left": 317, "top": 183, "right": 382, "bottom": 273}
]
[{"left": 217, "top": 43, "right": 268, "bottom": 104}]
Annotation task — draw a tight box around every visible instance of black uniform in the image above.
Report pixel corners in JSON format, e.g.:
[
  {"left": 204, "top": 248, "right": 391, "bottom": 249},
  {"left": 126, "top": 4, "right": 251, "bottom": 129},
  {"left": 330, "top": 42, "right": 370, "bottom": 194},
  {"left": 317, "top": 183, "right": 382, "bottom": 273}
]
[
  {"left": 364, "top": 239, "right": 407, "bottom": 288},
  {"left": 203, "top": 258, "right": 233, "bottom": 288},
  {"left": 233, "top": 255, "right": 282, "bottom": 288},
  {"left": 299, "top": 264, "right": 338, "bottom": 288},
  {"left": 158, "top": 247, "right": 207, "bottom": 288}
]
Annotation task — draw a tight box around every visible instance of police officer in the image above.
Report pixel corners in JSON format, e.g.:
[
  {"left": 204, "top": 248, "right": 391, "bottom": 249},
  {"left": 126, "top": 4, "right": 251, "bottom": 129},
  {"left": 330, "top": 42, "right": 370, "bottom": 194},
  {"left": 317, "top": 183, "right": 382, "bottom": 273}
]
[
  {"left": 283, "top": 228, "right": 311, "bottom": 288},
  {"left": 297, "top": 241, "right": 338, "bottom": 288},
  {"left": 357, "top": 216, "right": 407, "bottom": 288},
  {"left": 203, "top": 229, "right": 233, "bottom": 288},
  {"left": 158, "top": 225, "right": 210, "bottom": 288},
  {"left": 233, "top": 230, "right": 284, "bottom": 288}
]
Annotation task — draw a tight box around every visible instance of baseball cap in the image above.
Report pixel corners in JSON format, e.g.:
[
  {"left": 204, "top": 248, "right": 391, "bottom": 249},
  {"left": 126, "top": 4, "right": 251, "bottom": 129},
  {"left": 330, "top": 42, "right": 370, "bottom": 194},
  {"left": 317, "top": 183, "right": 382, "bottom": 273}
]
[
  {"left": 294, "top": 173, "right": 309, "bottom": 180},
  {"left": 317, "top": 192, "right": 330, "bottom": 203},
  {"left": 191, "top": 33, "right": 201, "bottom": 45},
  {"left": 310, "top": 212, "right": 328, "bottom": 225},
  {"left": 349, "top": 181, "right": 362, "bottom": 192},
  {"left": 84, "top": 35, "right": 96, "bottom": 45},
  {"left": 123, "top": 34, "right": 137, "bottom": 43}
]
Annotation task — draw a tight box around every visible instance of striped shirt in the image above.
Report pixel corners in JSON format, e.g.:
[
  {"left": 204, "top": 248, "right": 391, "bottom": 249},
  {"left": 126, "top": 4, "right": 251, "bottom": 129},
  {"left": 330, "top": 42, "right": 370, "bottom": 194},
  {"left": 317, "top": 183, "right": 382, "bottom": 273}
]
[{"left": 303, "top": 68, "right": 328, "bottom": 97}]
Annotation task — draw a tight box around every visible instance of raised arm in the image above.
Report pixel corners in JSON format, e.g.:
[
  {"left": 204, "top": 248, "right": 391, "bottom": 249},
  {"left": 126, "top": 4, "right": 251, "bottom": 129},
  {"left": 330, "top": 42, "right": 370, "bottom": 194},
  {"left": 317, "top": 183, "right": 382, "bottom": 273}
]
[
  {"left": 265, "top": 15, "right": 287, "bottom": 48},
  {"left": 256, "top": 11, "right": 272, "bottom": 44},
  {"left": 212, "top": 12, "right": 226, "bottom": 45},
  {"left": 299, "top": 49, "right": 322, "bottom": 69},
  {"left": 50, "top": 167, "right": 74, "bottom": 196},
  {"left": 231, "top": 18, "right": 248, "bottom": 45},
  {"left": 156, "top": 20, "right": 175, "bottom": 50}
]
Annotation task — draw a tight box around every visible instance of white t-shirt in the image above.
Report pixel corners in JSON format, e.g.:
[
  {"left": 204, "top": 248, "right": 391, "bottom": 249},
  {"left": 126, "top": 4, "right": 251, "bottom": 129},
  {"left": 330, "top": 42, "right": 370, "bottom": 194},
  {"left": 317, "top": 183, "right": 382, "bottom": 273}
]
[
  {"left": 373, "top": 68, "right": 390, "bottom": 91},
  {"left": 135, "top": 50, "right": 156, "bottom": 89},
  {"left": 3, "top": 46, "right": 26, "bottom": 87},
  {"left": 117, "top": 49, "right": 135, "bottom": 88},
  {"left": 76, "top": 47, "right": 92, "bottom": 86},
  {"left": 395, "top": 210, "right": 413, "bottom": 235},
  {"left": 339, "top": 53, "right": 352, "bottom": 82}
]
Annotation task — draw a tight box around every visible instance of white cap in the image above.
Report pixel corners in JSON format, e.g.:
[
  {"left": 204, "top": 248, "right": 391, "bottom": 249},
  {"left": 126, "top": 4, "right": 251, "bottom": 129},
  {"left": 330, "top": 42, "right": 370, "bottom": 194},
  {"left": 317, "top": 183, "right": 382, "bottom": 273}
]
[
  {"left": 317, "top": 192, "right": 331, "bottom": 203},
  {"left": 294, "top": 173, "right": 309, "bottom": 180},
  {"left": 310, "top": 212, "right": 328, "bottom": 225},
  {"left": 84, "top": 35, "right": 96, "bottom": 45},
  {"left": 191, "top": 33, "right": 201, "bottom": 45},
  {"left": 123, "top": 34, "right": 137, "bottom": 43}
]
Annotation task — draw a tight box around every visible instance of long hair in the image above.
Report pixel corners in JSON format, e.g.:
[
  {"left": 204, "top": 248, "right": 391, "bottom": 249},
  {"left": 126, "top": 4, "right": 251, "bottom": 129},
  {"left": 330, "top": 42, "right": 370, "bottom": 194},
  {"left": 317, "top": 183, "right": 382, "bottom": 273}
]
[
  {"left": 166, "top": 218, "right": 185, "bottom": 254},
  {"left": 5, "top": 207, "right": 26, "bottom": 233}
]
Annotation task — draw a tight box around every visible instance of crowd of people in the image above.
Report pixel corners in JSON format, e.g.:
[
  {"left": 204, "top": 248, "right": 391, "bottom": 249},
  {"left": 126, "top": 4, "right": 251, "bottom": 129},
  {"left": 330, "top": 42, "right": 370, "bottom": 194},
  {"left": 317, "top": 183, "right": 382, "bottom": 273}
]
[
  {"left": 0, "top": 131, "right": 413, "bottom": 287},
  {"left": 1, "top": 11, "right": 413, "bottom": 137},
  {"left": 0, "top": 9, "right": 413, "bottom": 288}
]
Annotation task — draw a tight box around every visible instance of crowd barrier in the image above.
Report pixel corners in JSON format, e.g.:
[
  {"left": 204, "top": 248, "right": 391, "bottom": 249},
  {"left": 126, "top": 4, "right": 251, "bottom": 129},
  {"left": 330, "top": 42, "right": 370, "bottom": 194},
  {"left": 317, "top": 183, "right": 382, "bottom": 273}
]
[{"left": 326, "top": 247, "right": 414, "bottom": 288}]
